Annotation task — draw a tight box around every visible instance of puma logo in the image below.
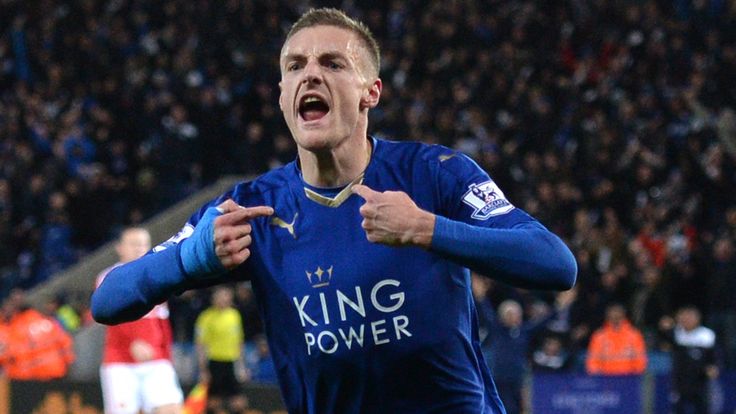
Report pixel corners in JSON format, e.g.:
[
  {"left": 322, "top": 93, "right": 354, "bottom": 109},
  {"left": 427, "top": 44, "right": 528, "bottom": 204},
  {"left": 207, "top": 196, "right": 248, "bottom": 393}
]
[{"left": 270, "top": 213, "right": 298, "bottom": 239}]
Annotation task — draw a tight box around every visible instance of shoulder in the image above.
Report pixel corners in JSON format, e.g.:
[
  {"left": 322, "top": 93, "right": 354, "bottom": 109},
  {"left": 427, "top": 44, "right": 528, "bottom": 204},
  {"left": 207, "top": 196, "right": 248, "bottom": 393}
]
[
  {"left": 589, "top": 329, "right": 605, "bottom": 342},
  {"left": 593, "top": 325, "right": 614, "bottom": 341},
  {"left": 373, "top": 138, "right": 459, "bottom": 166},
  {"left": 229, "top": 163, "right": 297, "bottom": 204},
  {"left": 624, "top": 322, "right": 644, "bottom": 335},
  {"left": 675, "top": 326, "right": 716, "bottom": 348},
  {"left": 226, "top": 308, "right": 242, "bottom": 319},
  {"left": 373, "top": 138, "right": 482, "bottom": 181},
  {"left": 696, "top": 327, "right": 716, "bottom": 347},
  {"left": 196, "top": 309, "right": 213, "bottom": 323},
  {"left": 186, "top": 163, "right": 297, "bottom": 225}
]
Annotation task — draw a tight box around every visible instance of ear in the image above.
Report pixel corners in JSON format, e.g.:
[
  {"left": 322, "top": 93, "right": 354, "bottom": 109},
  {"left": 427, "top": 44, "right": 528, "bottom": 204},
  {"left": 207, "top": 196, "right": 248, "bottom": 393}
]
[
  {"left": 278, "top": 81, "right": 284, "bottom": 112},
  {"left": 360, "top": 78, "right": 382, "bottom": 110}
]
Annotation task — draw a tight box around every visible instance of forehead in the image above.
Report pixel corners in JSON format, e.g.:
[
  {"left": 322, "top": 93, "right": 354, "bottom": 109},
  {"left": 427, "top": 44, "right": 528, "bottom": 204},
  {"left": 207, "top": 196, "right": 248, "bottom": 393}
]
[
  {"left": 281, "top": 25, "right": 363, "bottom": 60},
  {"left": 121, "top": 229, "right": 149, "bottom": 242}
]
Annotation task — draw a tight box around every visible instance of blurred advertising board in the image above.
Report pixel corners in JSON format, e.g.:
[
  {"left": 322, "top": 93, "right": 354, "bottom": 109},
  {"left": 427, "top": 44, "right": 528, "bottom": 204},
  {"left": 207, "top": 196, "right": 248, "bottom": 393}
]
[{"left": 532, "top": 374, "right": 642, "bottom": 414}]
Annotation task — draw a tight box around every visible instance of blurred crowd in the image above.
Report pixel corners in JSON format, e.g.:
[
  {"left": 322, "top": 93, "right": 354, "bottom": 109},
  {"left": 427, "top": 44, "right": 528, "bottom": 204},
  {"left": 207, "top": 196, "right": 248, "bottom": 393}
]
[{"left": 1, "top": 0, "right": 736, "bottom": 392}]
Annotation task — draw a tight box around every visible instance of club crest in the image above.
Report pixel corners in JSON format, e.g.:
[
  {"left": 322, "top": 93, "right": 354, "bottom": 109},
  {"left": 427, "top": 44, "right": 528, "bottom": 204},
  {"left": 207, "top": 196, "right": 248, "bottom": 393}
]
[
  {"left": 462, "top": 180, "right": 514, "bottom": 219},
  {"left": 306, "top": 265, "right": 333, "bottom": 288}
]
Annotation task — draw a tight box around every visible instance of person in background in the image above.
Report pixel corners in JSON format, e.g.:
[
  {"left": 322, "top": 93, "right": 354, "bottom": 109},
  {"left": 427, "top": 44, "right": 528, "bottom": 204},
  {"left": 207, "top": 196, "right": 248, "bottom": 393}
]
[
  {"left": 531, "top": 335, "right": 573, "bottom": 373},
  {"left": 660, "top": 306, "right": 719, "bottom": 414},
  {"left": 249, "top": 334, "right": 277, "bottom": 384},
  {"left": 95, "top": 227, "right": 183, "bottom": 414},
  {"left": 586, "top": 302, "right": 647, "bottom": 375},
  {"left": 707, "top": 236, "right": 736, "bottom": 369},
  {"left": 195, "top": 286, "right": 248, "bottom": 413},
  {"left": 0, "top": 290, "right": 74, "bottom": 381},
  {"left": 485, "top": 299, "right": 534, "bottom": 414},
  {"left": 485, "top": 294, "right": 574, "bottom": 414},
  {"left": 43, "top": 294, "right": 82, "bottom": 333},
  {"left": 234, "top": 282, "right": 263, "bottom": 341},
  {"left": 629, "top": 266, "right": 671, "bottom": 350}
]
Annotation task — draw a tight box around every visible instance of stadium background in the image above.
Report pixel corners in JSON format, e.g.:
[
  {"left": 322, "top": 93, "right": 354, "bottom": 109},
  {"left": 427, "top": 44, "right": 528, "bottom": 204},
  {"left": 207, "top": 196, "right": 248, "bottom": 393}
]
[{"left": 0, "top": 0, "right": 735, "bottom": 412}]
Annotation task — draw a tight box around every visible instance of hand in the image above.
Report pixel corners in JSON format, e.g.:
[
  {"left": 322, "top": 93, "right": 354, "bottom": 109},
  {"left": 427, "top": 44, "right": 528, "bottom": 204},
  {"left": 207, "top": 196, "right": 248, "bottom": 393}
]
[
  {"left": 180, "top": 199, "right": 273, "bottom": 277},
  {"left": 213, "top": 200, "right": 274, "bottom": 270},
  {"left": 352, "top": 184, "right": 435, "bottom": 247},
  {"left": 129, "top": 339, "right": 154, "bottom": 362}
]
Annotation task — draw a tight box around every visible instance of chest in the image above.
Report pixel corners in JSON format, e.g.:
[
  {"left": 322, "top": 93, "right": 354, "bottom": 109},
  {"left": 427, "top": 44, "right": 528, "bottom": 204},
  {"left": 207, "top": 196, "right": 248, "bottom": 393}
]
[{"left": 255, "top": 198, "right": 428, "bottom": 304}]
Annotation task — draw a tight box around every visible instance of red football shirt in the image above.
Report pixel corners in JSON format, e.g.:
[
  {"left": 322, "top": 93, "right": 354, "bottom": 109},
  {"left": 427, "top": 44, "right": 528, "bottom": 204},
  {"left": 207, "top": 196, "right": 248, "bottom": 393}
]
[{"left": 96, "top": 264, "right": 173, "bottom": 364}]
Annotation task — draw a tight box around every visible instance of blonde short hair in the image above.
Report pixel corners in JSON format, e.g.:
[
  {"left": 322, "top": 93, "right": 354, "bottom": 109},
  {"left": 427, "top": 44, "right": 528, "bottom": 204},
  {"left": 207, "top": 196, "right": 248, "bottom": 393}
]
[{"left": 286, "top": 8, "right": 380, "bottom": 76}]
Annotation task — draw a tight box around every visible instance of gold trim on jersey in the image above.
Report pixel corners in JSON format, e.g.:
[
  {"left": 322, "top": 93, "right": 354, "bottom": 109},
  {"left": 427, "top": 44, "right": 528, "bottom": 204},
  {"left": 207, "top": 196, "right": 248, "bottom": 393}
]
[
  {"left": 304, "top": 173, "right": 365, "bottom": 208},
  {"left": 270, "top": 213, "right": 298, "bottom": 239},
  {"left": 439, "top": 153, "right": 457, "bottom": 162}
]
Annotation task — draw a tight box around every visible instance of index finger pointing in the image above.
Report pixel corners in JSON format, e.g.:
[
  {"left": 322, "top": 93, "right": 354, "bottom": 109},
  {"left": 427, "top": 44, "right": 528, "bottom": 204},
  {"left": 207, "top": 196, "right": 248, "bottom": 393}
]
[
  {"left": 242, "top": 205, "right": 275, "bottom": 219},
  {"left": 352, "top": 184, "right": 379, "bottom": 201},
  {"left": 219, "top": 205, "right": 274, "bottom": 225}
]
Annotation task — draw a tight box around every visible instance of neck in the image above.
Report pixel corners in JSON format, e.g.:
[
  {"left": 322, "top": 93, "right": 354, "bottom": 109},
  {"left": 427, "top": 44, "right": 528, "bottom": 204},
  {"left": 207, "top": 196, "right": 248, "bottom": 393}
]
[{"left": 299, "top": 134, "right": 372, "bottom": 188}]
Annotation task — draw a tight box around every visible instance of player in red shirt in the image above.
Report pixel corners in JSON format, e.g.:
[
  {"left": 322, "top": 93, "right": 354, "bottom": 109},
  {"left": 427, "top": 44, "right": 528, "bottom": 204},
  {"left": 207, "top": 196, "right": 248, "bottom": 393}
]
[{"left": 96, "top": 228, "right": 183, "bottom": 414}]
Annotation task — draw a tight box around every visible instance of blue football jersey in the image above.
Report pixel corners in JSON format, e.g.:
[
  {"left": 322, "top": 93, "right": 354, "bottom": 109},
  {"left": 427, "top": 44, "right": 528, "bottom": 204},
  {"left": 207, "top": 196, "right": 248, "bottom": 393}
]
[{"left": 161, "top": 137, "right": 535, "bottom": 413}]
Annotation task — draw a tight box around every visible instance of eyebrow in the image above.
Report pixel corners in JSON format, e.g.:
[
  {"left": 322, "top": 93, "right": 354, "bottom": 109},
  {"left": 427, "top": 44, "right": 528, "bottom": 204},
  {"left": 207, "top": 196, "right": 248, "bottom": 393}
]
[{"left": 281, "top": 50, "right": 349, "bottom": 64}]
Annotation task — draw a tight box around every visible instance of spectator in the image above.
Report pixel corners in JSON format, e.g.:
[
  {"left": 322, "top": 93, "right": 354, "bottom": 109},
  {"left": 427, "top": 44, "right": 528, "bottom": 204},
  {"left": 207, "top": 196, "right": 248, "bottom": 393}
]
[
  {"left": 531, "top": 335, "right": 573, "bottom": 373},
  {"left": 471, "top": 272, "right": 496, "bottom": 356},
  {"left": 629, "top": 266, "right": 671, "bottom": 350},
  {"left": 234, "top": 282, "right": 263, "bottom": 341},
  {"left": 660, "top": 306, "right": 719, "bottom": 414},
  {"left": 195, "top": 286, "right": 248, "bottom": 414},
  {"left": 707, "top": 235, "right": 736, "bottom": 368},
  {"left": 482, "top": 293, "right": 574, "bottom": 414},
  {"left": 586, "top": 303, "right": 647, "bottom": 375},
  {"left": 36, "top": 191, "right": 77, "bottom": 285},
  {"left": 43, "top": 294, "right": 81, "bottom": 333},
  {"left": 168, "top": 290, "right": 207, "bottom": 343},
  {"left": 483, "top": 300, "right": 531, "bottom": 414},
  {"left": 0, "top": 292, "right": 74, "bottom": 381},
  {"left": 249, "top": 335, "right": 277, "bottom": 384}
]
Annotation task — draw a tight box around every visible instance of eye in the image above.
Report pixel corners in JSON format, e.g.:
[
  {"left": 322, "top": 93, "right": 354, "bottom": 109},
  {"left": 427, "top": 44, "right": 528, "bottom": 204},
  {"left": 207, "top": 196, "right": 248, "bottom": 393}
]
[
  {"left": 287, "top": 62, "right": 302, "bottom": 71},
  {"left": 327, "top": 61, "right": 343, "bottom": 70}
]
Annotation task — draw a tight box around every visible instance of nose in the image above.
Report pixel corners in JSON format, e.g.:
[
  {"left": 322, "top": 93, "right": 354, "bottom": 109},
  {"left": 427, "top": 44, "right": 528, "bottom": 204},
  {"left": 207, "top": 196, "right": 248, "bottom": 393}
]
[{"left": 301, "top": 59, "right": 322, "bottom": 85}]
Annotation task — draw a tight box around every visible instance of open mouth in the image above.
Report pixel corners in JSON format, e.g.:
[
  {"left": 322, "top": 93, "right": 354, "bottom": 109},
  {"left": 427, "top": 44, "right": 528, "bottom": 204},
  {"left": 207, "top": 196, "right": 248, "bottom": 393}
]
[{"left": 299, "top": 95, "right": 330, "bottom": 122}]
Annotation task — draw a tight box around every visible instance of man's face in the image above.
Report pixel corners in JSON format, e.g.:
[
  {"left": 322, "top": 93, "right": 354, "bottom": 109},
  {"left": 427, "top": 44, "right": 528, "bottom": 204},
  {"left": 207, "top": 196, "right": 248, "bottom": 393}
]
[
  {"left": 500, "top": 303, "right": 522, "bottom": 328},
  {"left": 116, "top": 229, "right": 151, "bottom": 263},
  {"left": 605, "top": 305, "right": 625, "bottom": 325},
  {"left": 213, "top": 288, "right": 233, "bottom": 309},
  {"left": 677, "top": 309, "right": 700, "bottom": 331},
  {"left": 279, "top": 25, "right": 380, "bottom": 151}
]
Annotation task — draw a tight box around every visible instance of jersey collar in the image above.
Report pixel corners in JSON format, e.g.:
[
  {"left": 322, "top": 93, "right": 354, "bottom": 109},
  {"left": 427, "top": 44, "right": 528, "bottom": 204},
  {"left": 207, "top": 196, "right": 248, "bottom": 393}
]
[{"left": 298, "top": 137, "right": 376, "bottom": 208}]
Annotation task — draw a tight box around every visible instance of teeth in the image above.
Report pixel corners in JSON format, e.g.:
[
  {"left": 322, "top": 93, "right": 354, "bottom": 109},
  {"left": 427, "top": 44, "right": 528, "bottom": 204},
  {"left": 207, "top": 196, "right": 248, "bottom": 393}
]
[{"left": 304, "top": 96, "right": 321, "bottom": 104}]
